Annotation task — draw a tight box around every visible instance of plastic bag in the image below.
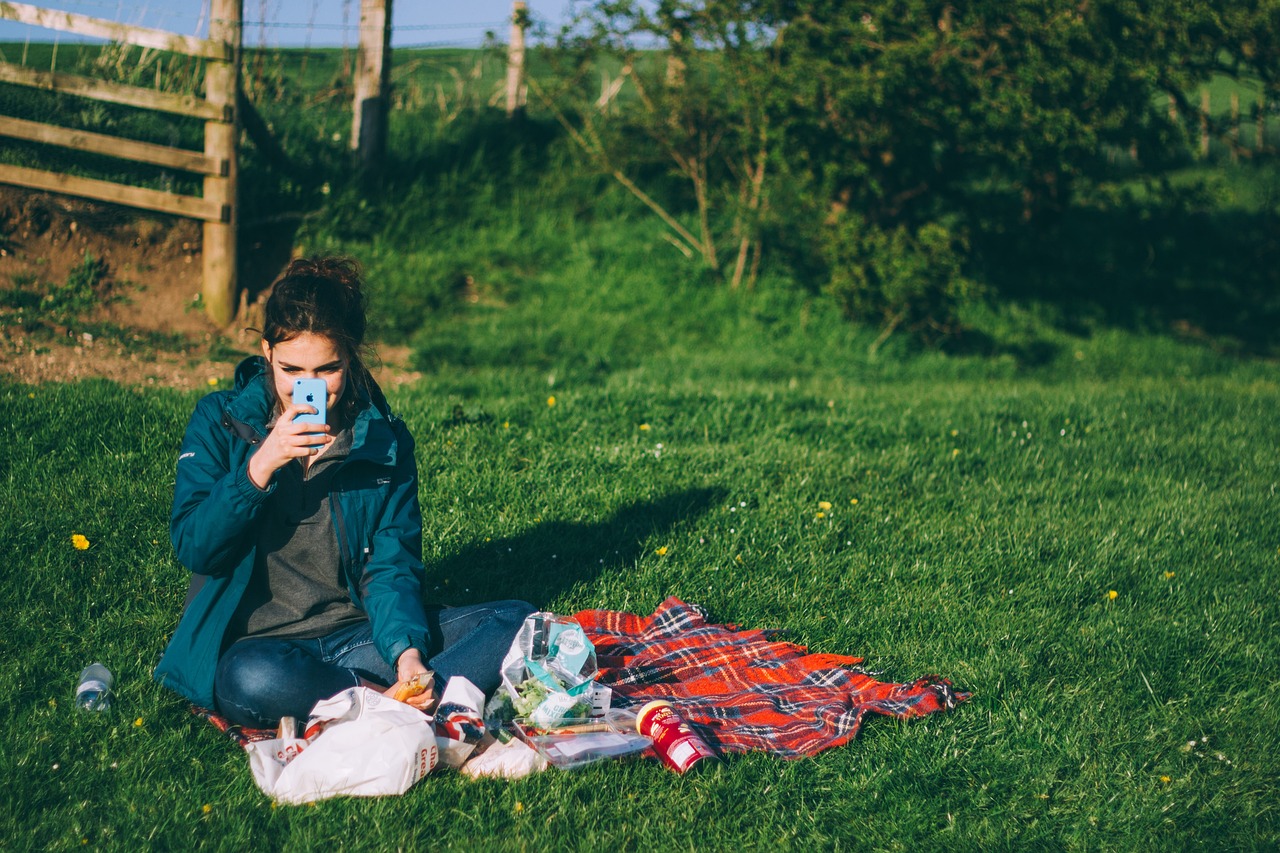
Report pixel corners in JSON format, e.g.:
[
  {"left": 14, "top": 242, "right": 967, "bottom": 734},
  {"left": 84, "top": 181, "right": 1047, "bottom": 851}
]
[
  {"left": 498, "top": 612, "right": 605, "bottom": 728},
  {"left": 433, "top": 676, "right": 485, "bottom": 770},
  {"left": 245, "top": 687, "right": 438, "bottom": 805}
]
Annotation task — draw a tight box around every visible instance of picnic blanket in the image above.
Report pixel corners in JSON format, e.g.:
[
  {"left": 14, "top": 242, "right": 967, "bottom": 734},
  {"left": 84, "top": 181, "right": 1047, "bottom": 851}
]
[
  {"left": 197, "top": 596, "right": 969, "bottom": 760},
  {"left": 572, "top": 597, "right": 970, "bottom": 759},
  {"left": 192, "top": 704, "right": 277, "bottom": 749}
]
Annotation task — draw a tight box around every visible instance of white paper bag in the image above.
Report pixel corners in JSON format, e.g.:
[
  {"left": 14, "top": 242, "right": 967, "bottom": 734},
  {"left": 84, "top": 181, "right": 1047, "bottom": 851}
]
[{"left": 246, "top": 687, "right": 438, "bottom": 804}]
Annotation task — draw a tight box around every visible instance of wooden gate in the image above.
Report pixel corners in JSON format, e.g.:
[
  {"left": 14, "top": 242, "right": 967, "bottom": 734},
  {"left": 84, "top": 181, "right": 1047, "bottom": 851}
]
[{"left": 0, "top": 0, "right": 243, "bottom": 325}]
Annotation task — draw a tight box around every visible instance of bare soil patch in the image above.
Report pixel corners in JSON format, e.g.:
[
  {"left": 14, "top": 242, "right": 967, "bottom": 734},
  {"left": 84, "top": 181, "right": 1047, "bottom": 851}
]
[{"left": 0, "top": 188, "right": 419, "bottom": 390}]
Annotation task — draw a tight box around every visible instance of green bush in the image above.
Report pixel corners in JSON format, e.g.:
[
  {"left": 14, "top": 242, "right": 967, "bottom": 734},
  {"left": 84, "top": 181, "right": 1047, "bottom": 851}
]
[{"left": 823, "top": 215, "right": 983, "bottom": 350}]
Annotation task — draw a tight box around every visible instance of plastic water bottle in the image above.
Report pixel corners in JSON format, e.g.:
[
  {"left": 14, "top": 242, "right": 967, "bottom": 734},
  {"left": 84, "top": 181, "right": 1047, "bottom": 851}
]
[{"left": 76, "top": 663, "right": 113, "bottom": 711}]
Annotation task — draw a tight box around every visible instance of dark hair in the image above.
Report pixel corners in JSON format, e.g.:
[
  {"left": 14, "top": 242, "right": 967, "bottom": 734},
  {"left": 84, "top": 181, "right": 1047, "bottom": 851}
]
[{"left": 261, "top": 256, "right": 374, "bottom": 417}]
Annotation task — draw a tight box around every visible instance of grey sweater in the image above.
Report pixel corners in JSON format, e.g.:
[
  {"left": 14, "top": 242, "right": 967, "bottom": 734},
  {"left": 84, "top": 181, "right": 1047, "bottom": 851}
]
[{"left": 227, "top": 424, "right": 366, "bottom": 641}]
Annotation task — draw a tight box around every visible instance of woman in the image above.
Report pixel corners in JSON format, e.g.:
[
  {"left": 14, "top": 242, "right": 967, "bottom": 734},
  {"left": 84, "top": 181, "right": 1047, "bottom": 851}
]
[{"left": 154, "top": 256, "right": 533, "bottom": 728}]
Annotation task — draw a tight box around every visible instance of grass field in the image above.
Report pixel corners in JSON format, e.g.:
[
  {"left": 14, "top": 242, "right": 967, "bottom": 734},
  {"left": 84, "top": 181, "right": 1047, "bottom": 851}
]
[
  {"left": 2, "top": 207, "right": 1278, "bottom": 849},
  {"left": 2, "top": 28, "right": 1278, "bottom": 849}
]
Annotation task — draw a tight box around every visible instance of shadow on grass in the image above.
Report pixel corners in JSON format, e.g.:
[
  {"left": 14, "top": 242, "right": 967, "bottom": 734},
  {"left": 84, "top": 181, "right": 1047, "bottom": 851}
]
[
  {"left": 968, "top": 183, "right": 1280, "bottom": 357},
  {"left": 428, "top": 486, "right": 725, "bottom": 608}
]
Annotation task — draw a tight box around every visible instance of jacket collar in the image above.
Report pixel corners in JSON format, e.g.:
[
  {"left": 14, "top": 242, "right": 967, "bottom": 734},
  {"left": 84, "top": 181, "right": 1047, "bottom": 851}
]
[{"left": 222, "top": 356, "right": 399, "bottom": 466}]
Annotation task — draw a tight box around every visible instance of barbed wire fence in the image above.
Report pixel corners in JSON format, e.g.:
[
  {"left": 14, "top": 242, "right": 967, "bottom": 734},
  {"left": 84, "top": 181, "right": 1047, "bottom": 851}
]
[
  {"left": 0, "top": 0, "right": 525, "bottom": 153},
  {"left": 0, "top": 0, "right": 531, "bottom": 319}
]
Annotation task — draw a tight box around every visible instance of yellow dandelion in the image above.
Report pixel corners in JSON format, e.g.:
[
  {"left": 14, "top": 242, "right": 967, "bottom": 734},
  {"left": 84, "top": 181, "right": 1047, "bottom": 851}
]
[
  {"left": 640, "top": 423, "right": 651, "bottom": 431},
  {"left": 71, "top": 534, "right": 90, "bottom": 550},
  {"left": 503, "top": 421, "right": 510, "bottom": 429},
  {"left": 1164, "top": 571, "right": 1175, "bottom": 579},
  {"left": 952, "top": 448, "right": 961, "bottom": 458},
  {"left": 546, "top": 396, "right": 556, "bottom": 407},
  {"left": 818, "top": 501, "right": 832, "bottom": 512},
  {"left": 950, "top": 429, "right": 959, "bottom": 437},
  {"left": 1107, "top": 590, "right": 1118, "bottom": 600},
  {"left": 515, "top": 801, "right": 525, "bottom": 813},
  {"left": 29, "top": 392, "right": 36, "bottom": 399},
  {"left": 850, "top": 498, "right": 859, "bottom": 505},
  {"left": 202, "top": 804, "right": 212, "bottom": 814},
  {"left": 735, "top": 554, "right": 744, "bottom": 564},
  {"left": 655, "top": 546, "right": 669, "bottom": 556},
  {"left": 207, "top": 377, "right": 219, "bottom": 387},
  {"left": 133, "top": 717, "right": 144, "bottom": 727},
  {"left": 1160, "top": 775, "right": 1172, "bottom": 784},
  {"left": 815, "top": 512, "right": 826, "bottom": 519}
]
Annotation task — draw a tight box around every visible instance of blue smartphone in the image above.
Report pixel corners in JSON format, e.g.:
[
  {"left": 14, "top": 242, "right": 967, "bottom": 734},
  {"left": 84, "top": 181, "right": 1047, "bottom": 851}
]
[{"left": 291, "top": 379, "right": 327, "bottom": 445}]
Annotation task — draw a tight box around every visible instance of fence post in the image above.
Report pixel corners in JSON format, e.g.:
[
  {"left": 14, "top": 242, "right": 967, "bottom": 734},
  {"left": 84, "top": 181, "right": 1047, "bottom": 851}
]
[
  {"left": 352, "top": 0, "right": 392, "bottom": 175},
  {"left": 505, "top": 1, "right": 527, "bottom": 117},
  {"left": 1258, "top": 93, "right": 1266, "bottom": 152},
  {"left": 666, "top": 27, "right": 685, "bottom": 87},
  {"left": 1230, "top": 91, "right": 1240, "bottom": 160},
  {"left": 1199, "top": 89, "right": 1210, "bottom": 158},
  {"left": 204, "top": 0, "right": 241, "bottom": 326}
]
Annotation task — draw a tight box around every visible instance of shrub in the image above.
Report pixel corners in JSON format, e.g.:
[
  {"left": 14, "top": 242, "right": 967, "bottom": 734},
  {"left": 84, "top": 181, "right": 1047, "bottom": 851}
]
[{"left": 824, "top": 215, "right": 982, "bottom": 351}]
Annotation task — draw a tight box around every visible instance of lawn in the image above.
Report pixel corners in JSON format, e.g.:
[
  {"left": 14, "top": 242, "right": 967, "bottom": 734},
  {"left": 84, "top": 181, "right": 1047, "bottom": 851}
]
[{"left": 1, "top": 225, "right": 1277, "bottom": 849}]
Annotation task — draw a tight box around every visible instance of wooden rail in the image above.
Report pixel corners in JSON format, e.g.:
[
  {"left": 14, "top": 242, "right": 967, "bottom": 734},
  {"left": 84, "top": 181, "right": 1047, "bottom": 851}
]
[
  {"left": 0, "top": 3, "right": 229, "bottom": 59},
  {"left": 0, "top": 163, "right": 227, "bottom": 221},
  {"left": 0, "top": 64, "right": 229, "bottom": 122},
  {"left": 0, "top": 116, "right": 225, "bottom": 176},
  {"left": 0, "top": 0, "right": 242, "bottom": 325}
]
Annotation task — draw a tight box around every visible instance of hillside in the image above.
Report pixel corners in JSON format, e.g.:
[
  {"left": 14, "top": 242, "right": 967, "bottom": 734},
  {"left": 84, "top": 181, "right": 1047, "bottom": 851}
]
[{"left": 0, "top": 186, "right": 418, "bottom": 388}]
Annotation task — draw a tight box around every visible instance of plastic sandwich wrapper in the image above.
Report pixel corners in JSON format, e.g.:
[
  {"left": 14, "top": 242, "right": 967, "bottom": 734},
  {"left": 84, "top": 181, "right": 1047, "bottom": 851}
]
[
  {"left": 497, "top": 612, "right": 608, "bottom": 724},
  {"left": 492, "top": 611, "right": 651, "bottom": 769}
]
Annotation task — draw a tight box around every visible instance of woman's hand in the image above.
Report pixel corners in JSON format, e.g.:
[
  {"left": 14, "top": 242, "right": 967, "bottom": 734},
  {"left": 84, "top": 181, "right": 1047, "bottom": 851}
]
[
  {"left": 395, "top": 647, "right": 431, "bottom": 682},
  {"left": 247, "top": 403, "right": 333, "bottom": 489},
  {"left": 386, "top": 648, "right": 436, "bottom": 711}
]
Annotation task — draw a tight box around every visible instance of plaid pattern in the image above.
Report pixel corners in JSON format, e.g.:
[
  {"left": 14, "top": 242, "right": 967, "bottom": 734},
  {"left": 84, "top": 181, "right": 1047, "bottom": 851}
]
[
  {"left": 191, "top": 705, "right": 277, "bottom": 749},
  {"left": 573, "top": 597, "right": 970, "bottom": 759},
  {"left": 197, "top": 597, "right": 969, "bottom": 761}
]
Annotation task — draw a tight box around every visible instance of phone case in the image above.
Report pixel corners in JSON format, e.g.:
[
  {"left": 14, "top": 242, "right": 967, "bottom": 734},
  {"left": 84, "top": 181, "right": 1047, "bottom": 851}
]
[{"left": 291, "top": 379, "right": 327, "bottom": 425}]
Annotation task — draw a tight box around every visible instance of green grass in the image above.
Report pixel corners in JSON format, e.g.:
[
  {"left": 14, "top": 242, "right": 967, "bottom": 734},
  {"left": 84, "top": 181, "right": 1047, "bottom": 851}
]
[
  {"left": 2, "top": 35, "right": 1278, "bottom": 850},
  {"left": 2, "top": 215, "right": 1278, "bottom": 848}
]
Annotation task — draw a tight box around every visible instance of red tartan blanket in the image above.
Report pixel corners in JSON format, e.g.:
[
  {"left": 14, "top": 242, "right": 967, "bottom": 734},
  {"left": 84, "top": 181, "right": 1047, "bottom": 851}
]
[
  {"left": 192, "top": 704, "right": 276, "bottom": 748},
  {"left": 197, "top": 597, "right": 969, "bottom": 760},
  {"left": 572, "top": 597, "right": 970, "bottom": 759}
]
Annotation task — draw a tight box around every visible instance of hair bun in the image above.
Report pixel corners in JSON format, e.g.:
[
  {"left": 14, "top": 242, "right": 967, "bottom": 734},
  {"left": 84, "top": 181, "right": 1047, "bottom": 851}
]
[
  {"left": 263, "top": 255, "right": 369, "bottom": 355},
  {"left": 281, "top": 256, "right": 363, "bottom": 296}
]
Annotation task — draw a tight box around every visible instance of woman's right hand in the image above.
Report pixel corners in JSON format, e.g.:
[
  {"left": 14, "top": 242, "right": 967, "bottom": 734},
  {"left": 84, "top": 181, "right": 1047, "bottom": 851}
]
[{"left": 247, "top": 403, "right": 333, "bottom": 489}]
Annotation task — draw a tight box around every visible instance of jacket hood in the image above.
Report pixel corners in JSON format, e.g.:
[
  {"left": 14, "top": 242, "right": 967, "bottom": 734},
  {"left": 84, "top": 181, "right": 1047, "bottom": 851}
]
[{"left": 221, "top": 355, "right": 401, "bottom": 465}]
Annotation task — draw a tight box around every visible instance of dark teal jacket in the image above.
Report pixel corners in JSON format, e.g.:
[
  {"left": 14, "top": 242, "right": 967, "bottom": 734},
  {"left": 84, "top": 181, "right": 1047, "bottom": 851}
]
[{"left": 154, "top": 356, "right": 430, "bottom": 709}]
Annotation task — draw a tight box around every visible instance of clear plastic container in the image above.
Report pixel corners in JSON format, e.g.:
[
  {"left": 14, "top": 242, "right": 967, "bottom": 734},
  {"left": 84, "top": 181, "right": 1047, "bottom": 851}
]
[{"left": 511, "top": 710, "right": 651, "bottom": 770}]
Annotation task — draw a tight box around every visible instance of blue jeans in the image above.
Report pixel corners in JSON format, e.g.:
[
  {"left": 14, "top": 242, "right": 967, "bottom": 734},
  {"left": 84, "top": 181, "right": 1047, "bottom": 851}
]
[{"left": 214, "top": 600, "right": 535, "bottom": 728}]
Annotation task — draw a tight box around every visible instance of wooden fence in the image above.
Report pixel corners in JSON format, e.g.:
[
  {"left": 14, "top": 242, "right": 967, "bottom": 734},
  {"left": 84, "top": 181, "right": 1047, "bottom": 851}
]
[{"left": 0, "top": 0, "right": 242, "bottom": 325}]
